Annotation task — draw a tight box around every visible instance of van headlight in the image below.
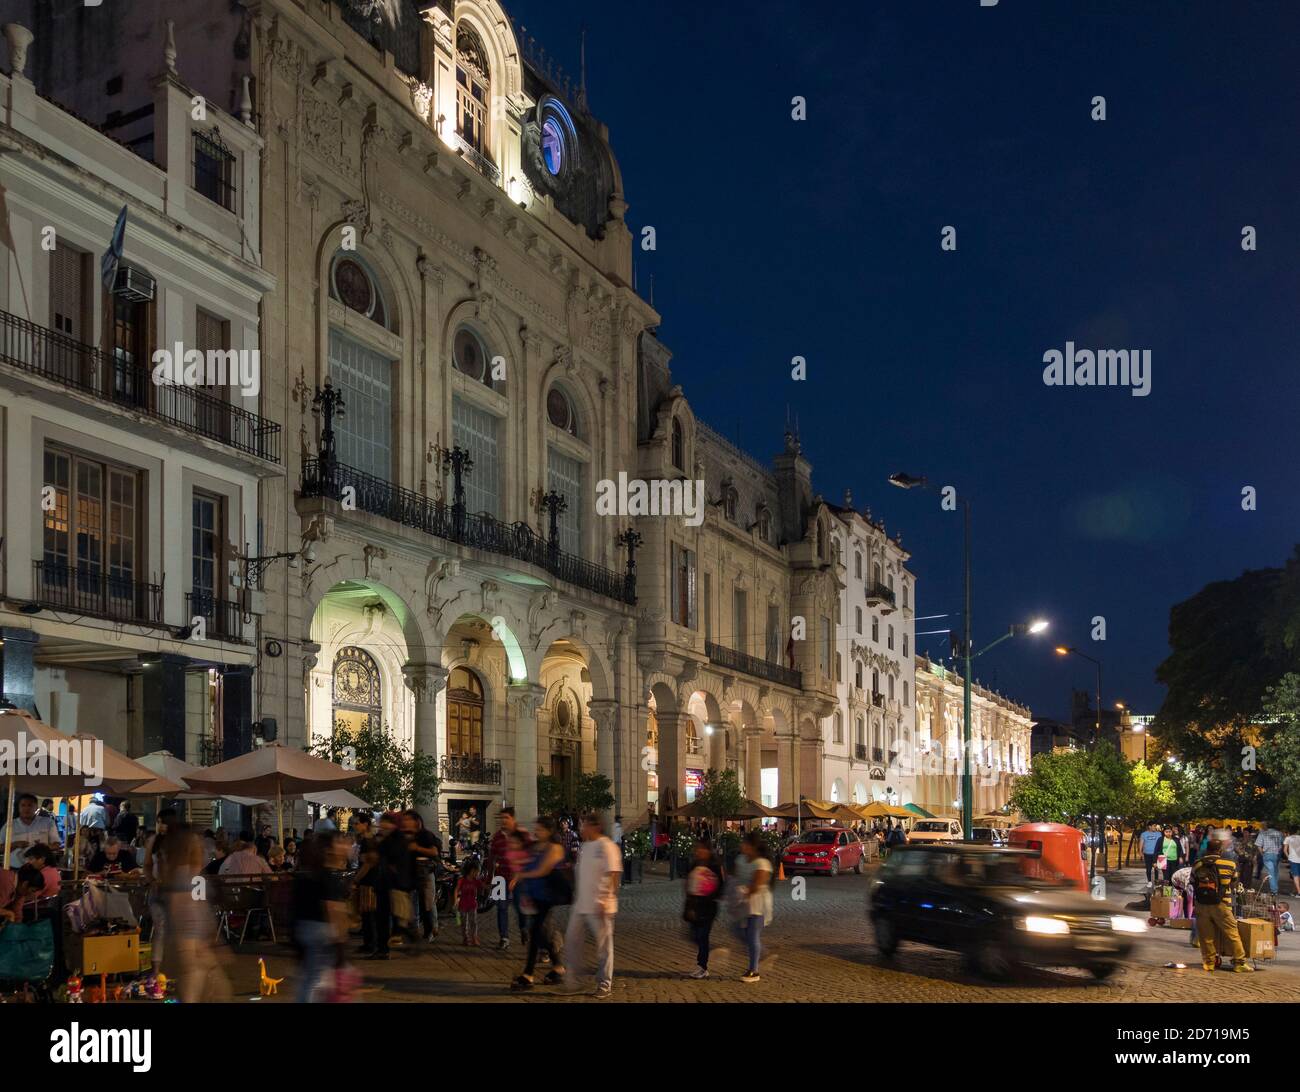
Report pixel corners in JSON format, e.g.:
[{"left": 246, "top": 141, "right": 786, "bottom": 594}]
[
  {"left": 1019, "top": 916, "right": 1070, "bottom": 935},
  {"left": 1110, "top": 915, "right": 1147, "bottom": 934}
]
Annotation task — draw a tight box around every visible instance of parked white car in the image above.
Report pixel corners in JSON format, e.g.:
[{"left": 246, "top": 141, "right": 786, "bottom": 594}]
[{"left": 908, "top": 819, "right": 963, "bottom": 844}]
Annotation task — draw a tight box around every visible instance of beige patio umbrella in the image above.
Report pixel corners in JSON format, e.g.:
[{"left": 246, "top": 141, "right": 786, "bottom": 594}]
[
  {"left": 183, "top": 742, "right": 366, "bottom": 843},
  {"left": 66, "top": 733, "right": 162, "bottom": 880},
  {"left": 0, "top": 709, "right": 152, "bottom": 871}
]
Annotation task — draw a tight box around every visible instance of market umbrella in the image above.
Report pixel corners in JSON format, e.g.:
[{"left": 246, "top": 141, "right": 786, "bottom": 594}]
[
  {"left": 183, "top": 742, "right": 366, "bottom": 843},
  {"left": 0, "top": 709, "right": 152, "bottom": 869},
  {"left": 769, "top": 800, "right": 838, "bottom": 822},
  {"left": 135, "top": 749, "right": 262, "bottom": 806},
  {"left": 66, "top": 734, "right": 163, "bottom": 880},
  {"left": 858, "top": 801, "right": 913, "bottom": 819},
  {"left": 903, "top": 802, "right": 935, "bottom": 818},
  {"left": 303, "top": 789, "right": 372, "bottom": 811}
]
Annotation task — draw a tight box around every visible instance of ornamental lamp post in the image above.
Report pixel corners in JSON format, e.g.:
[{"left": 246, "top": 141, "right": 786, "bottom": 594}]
[{"left": 311, "top": 379, "right": 345, "bottom": 496}]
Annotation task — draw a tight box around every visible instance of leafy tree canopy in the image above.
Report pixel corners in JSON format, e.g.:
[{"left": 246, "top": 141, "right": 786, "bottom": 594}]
[{"left": 308, "top": 722, "right": 439, "bottom": 811}]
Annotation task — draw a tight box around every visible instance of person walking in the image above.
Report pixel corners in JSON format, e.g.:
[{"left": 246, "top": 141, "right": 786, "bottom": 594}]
[
  {"left": 1139, "top": 822, "right": 1162, "bottom": 882},
  {"left": 563, "top": 813, "right": 622, "bottom": 997},
  {"left": 1256, "top": 820, "right": 1284, "bottom": 894},
  {"left": 488, "top": 807, "right": 530, "bottom": 950},
  {"left": 292, "top": 831, "right": 348, "bottom": 1002},
  {"left": 404, "top": 810, "right": 441, "bottom": 942},
  {"left": 1192, "top": 830, "right": 1253, "bottom": 973},
  {"left": 734, "top": 830, "right": 773, "bottom": 983},
  {"left": 509, "top": 816, "right": 568, "bottom": 990},
  {"left": 683, "top": 839, "right": 724, "bottom": 979},
  {"left": 455, "top": 860, "right": 484, "bottom": 946},
  {"left": 1285, "top": 826, "right": 1300, "bottom": 898}
]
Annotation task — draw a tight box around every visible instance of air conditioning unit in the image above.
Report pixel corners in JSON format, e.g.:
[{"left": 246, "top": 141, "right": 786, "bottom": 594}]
[{"left": 113, "top": 263, "right": 156, "bottom": 302}]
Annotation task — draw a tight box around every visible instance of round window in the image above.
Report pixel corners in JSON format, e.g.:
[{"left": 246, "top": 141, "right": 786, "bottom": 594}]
[
  {"left": 547, "top": 387, "right": 573, "bottom": 432},
  {"left": 334, "top": 258, "right": 373, "bottom": 317},
  {"left": 541, "top": 117, "right": 564, "bottom": 175},
  {"left": 454, "top": 328, "right": 486, "bottom": 381}
]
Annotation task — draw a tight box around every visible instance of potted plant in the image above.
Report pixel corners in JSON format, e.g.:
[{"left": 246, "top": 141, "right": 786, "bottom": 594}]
[
  {"left": 622, "top": 828, "right": 651, "bottom": 884},
  {"left": 671, "top": 827, "right": 696, "bottom": 875},
  {"left": 718, "top": 828, "right": 742, "bottom": 872}
]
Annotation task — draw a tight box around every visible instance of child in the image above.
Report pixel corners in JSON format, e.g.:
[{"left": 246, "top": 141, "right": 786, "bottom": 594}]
[{"left": 455, "top": 860, "right": 483, "bottom": 946}]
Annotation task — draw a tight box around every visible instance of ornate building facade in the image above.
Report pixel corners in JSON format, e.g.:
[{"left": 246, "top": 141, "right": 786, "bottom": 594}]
[{"left": 913, "top": 653, "right": 1033, "bottom": 817}]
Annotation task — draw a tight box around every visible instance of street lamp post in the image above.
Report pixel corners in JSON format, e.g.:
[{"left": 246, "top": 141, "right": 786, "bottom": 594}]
[
  {"left": 1056, "top": 645, "right": 1102, "bottom": 880},
  {"left": 889, "top": 472, "right": 1048, "bottom": 840}
]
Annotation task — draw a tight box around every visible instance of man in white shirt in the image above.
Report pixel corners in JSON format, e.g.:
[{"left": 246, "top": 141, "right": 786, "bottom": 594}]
[
  {"left": 219, "top": 835, "right": 272, "bottom": 876},
  {"left": 79, "top": 795, "right": 109, "bottom": 830},
  {"left": 1285, "top": 828, "right": 1300, "bottom": 897},
  {"left": 564, "top": 813, "right": 622, "bottom": 997},
  {"left": 3, "top": 793, "right": 63, "bottom": 868}
]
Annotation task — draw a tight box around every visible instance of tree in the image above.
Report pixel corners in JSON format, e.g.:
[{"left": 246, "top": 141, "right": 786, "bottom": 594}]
[
  {"left": 308, "top": 721, "right": 439, "bottom": 811},
  {"left": 1009, "top": 749, "right": 1090, "bottom": 823},
  {"left": 1259, "top": 672, "right": 1300, "bottom": 825},
  {"left": 574, "top": 772, "right": 614, "bottom": 815},
  {"left": 695, "top": 767, "right": 745, "bottom": 835},
  {"left": 536, "top": 773, "right": 565, "bottom": 817}
]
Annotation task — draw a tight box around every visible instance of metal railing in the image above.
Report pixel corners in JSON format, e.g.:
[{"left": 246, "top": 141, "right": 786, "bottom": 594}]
[
  {"left": 865, "top": 582, "right": 896, "bottom": 606},
  {"left": 186, "top": 591, "right": 245, "bottom": 641},
  {"left": 871, "top": 692, "right": 885, "bottom": 707},
  {"left": 33, "top": 560, "right": 162, "bottom": 624},
  {"left": 704, "top": 640, "right": 802, "bottom": 689},
  {"left": 301, "top": 457, "right": 634, "bottom": 604},
  {"left": 872, "top": 746, "right": 884, "bottom": 763},
  {"left": 440, "top": 754, "right": 502, "bottom": 785},
  {"left": 451, "top": 130, "right": 501, "bottom": 185},
  {"left": 854, "top": 744, "right": 868, "bottom": 761},
  {"left": 0, "top": 309, "right": 281, "bottom": 463}
]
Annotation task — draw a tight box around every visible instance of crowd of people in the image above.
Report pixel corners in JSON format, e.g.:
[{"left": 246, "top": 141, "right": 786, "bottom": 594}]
[{"left": 1138, "top": 819, "right": 1300, "bottom": 895}]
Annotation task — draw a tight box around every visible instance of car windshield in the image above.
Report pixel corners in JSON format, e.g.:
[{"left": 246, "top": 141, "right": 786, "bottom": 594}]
[
  {"left": 793, "top": 830, "right": 837, "bottom": 845},
  {"left": 953, "top": 855, "right": 1069, "bottom": 888},
  {"left": 914, "top": 821, "right": 950, "bottom": 833},
  {"left": 971, "top": 828, "right": 996, "bottom": 841}
]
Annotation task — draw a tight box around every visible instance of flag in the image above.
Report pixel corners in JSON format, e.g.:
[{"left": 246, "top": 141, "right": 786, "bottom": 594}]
[{"left": 100, "top": 205, "right": 127, "bottom": 294}]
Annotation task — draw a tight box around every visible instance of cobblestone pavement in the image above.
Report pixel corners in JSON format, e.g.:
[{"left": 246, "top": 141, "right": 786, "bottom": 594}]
[{"left": 233, "top": 865, "right": 1300, "bottom": 1003}]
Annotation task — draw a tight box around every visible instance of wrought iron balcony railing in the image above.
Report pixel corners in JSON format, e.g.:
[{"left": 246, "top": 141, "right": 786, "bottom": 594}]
[
  {"left": 440, "top": 754, "right": 502, "bottom": 785},
  {"left": 450, "top": 131, "right": 502, "bottom": 185},
  {"left": 0, "top": 309, "right": 281, "bottom": 463},
  {"left": 854, "top": 743, "right": 868, "bottom": 761},
  {"left": 872, "top": 746, "right": 884, "bottom": 763},
  {"left": 185, "top": 591, "right": 245, "bottom": 642},
  {"left": 871, "top": 691, "right": 885, "bottom": 707},
  {"left": 704, "top": 640, "right": 802, "bottom": 689},
  {"left": 33, "top": 560, "right": 163, "bottom": 625},
  {"left": 865, "top": 581, "right": 896, "bottom": 607},
  {"left": 301, "top": 457, "right": 634, "bottom": 604}
]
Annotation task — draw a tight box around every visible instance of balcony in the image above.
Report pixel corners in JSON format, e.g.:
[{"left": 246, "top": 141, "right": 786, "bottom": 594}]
[
  {"left": 704, "top": 640, "right": 802, "bottom": 690},
  {"left": 450, "top": 131, "right": 502, "bottom": 186},
  {"left": 301, "top": 457, "right": 635, "bottom": 605},
  {"left": 33, "top": 561, "right": 162, "bottom": 625},
  {"left": 0, "top": 309, "right": 281, "bottom": 463},
  {"left": 872, "top": 746, "right": 884, "bottom": 763},
  {"left": 854, "top": 743, "right": 868, "bottom": 761},
  {"left": 440, "top": 754, "right": 502, "bottom": 785},
  {"left": 871, "top": 691, "right": 885, "bottom": 708},
  {"left": 185, "top": 591, "right": 245, "bottom": 642},
  {"left": 865, "top": 582, "right": 896, "bottom": 608}
]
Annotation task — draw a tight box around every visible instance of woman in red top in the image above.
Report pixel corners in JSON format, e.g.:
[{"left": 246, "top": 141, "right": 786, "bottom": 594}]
[{"left": 455, "top": 861, "right": 483, "bottom": 946}]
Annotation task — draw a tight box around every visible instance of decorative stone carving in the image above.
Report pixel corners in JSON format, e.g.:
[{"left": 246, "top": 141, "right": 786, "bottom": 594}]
[
  {"left": 402, "top": 663, "right": 449, "bottom": 704},
  {"left": 4, "top": 23, "right": 33, "bottom": 75},
  {"left": 408, "top": 79, "right": 433, "bottom": 122},
  {"left": 362, "top": 544, "right": 386, "bottom": 579},
  {"left": 480, "top": 580, "right": 500, "bottom": 615},
  {"left": 507, "top": 682, "right": 546, "bottom": 721}
]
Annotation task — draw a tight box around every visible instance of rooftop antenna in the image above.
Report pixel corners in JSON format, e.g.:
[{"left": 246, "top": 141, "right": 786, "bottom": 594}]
[
  {"left": 649, "top": 272, "right": 655, "bottom": 308},
  {"left": 578, "top": 25, "right": 589, "bottom": 110}
]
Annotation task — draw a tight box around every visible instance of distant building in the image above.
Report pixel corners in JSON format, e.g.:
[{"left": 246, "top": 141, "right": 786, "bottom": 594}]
[{"left": 1118, "top": 711, "right": 1155, "bottom": 763}]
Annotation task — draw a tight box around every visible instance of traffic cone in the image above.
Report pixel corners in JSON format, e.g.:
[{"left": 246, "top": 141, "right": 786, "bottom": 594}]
[{"left": 777, "top": 861, "right": 786, "bottom": 881}]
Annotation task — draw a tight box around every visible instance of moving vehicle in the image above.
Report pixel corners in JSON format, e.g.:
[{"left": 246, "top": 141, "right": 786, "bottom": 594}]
[
  {"left": 781, "top": 827, "right": 866, "bottom": 876},
  {"left": 868, "top": 844, "right": 1144, "bottom": 979},
  {"left": 969, "top": 826, "right": 1008, "bottom": 846},
  {"left": 907, "top": 819, "right": 963, "bottom": 844}
]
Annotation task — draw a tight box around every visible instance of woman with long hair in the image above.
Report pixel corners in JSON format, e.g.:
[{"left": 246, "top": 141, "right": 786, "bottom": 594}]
[{"left": 508, "top": 816, "right": 567, "bottom": 990}]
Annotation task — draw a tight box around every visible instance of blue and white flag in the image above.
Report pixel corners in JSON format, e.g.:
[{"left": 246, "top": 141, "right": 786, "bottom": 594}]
[{"left": 100, "top": 205, "right": 128, "bottom": 294}]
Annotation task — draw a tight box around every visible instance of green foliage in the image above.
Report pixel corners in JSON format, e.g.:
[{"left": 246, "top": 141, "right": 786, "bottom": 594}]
[
  {"left": 695, "top": 767, "right": 745, "bottom": 823},
  {"left": 1009, "top": 749, "right": 1090, "bottom": 823},
  {"left": 718, "top": 828, "right": 742, "bottom": 857},
  {"left": 1128, "top": 759, "right": 1177, "bottom": 822},
  {"left": 536, "top": 773, "right": 565, "bottom": 817},
  {"left": 574, "top": 772, "right": 615, "bottom": 815},
  {"left": 622, "top": 828, "right": 652, "bottom": 859},
  {"left": 671, "top": 827, "right": 696, "bottom": 860},
  {"left": 307, "top": 722, "right": 439, "bottom": 811},
  {"left": 1260, "top": 672, "right": 1300, "bottom": 825}
]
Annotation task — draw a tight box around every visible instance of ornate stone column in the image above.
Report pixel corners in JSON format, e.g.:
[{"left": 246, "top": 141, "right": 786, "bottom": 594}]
[
  {"left": 588, "top": 698, "right": 619, "bottom": 823},
  {"left": 402, "top": 663, "right": 448, "bottom": 825},
  {"left": 507, "top": 681, "right": 546, "bottom": 819},
  {"left": 653, "top": 710, "right": 688, "bottom": 812},
  {"left": 743, "top": 726, "right": 764, "bottom": 801},
  {"left": 776, "top": 730, "right": 798, "bottom": 805}
]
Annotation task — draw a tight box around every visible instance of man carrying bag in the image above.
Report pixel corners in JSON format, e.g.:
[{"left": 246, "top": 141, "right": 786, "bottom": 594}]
[{"left": 1192, "top": 830, "right": 1253, "bottom": 974}]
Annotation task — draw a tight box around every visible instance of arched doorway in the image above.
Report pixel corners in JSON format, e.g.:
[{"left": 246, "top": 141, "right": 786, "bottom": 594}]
[{"left": 332, "top": 646, "right": 382, "bottom": 739}]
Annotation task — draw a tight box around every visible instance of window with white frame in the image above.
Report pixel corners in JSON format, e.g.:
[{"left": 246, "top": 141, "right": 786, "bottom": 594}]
[
  {"left": 452, "top": 395, "right": 502, "bottom": 517},
  {"left": 329, "top": 329, "right": 393, "bottom": 480}
]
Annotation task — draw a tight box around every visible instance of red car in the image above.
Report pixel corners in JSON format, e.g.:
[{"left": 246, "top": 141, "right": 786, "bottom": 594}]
[{"left": 781, "top": 827, "right": 865, "bottom": 876}]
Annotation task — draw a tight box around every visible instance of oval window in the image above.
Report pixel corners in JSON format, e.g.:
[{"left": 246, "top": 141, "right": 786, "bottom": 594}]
[
  {"left": 334, "top": 258, "right": 373, "bottom": 316},
  {"left": 541, "top": 117, "right": 564, "bottom": 175},
  {"left": 454, "top": 328, "right": 486, "bottom": 381},
  {"left": 547, "top": 387, "right": 574, "bottom": 433}
]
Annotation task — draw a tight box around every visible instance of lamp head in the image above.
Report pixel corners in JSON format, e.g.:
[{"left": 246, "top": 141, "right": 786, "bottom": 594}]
[{"left": 888, "top": 472, "right": 926, "bottom": 490}]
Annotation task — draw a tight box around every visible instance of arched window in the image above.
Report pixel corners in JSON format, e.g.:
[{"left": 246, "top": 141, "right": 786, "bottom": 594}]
[
  {"left": 447, "top": 666, "right": 484, "bottom": 758},
  {"left": 854, "top": 661, "right": 863, "bottom": 689},
  {"left": 455, "top": 25, "right": 491, "bottom": 154},
  {"left": 756, "top": 505, "right": 772, "bottom": 543},
  {"left": 873, "top": 560, "right": 882, "bottom": 587},
  {"left": 854, "top": 551, "right": 862, "bottom": 580},
  {"left": 451, "top": 326, "right": 504, "bottom": 518},
  {"left": 833, "top": 711, "right": 843, "bottom": 744},
  {"left": 671, "top": 417, "right": 685, "bottom": 471},
  {"left": 328, "top": 251, "right": 396, "bottom": 480},
  {"left": 872, "top": 670, "right": 880, "bottom": 696},
  {"left": 452, "top": 325, "right": 499, "bottom": 389},
  {"left": 722, "top": 483, "right": 738, "bottom": 522},
  {"left": 332, "top": 646, "right": 382, "bottom": 739}
]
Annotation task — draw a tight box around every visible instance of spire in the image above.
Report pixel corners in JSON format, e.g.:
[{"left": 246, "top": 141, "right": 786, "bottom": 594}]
[{"left": 578, "top": 25, "right": 589, "bottom": 110}]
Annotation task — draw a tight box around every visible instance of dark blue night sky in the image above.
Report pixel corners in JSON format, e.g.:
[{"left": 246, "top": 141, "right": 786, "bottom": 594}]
[{"left": 508, "top": 0, "right": 1300, "bottom": 721}]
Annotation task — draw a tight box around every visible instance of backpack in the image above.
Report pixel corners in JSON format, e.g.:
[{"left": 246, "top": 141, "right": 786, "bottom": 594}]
[{"left": 1192, "top": 856, "right": 1221, "bottom": 906}]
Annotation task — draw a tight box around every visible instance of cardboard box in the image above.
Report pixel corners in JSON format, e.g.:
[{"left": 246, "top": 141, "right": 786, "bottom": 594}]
[
  {"left": 1238, "top": 918, "right": 1276, "bottom": 960},
  {"left": 70, "top": 931, "right": 140, "bottom": 976},
  {"left": 1150, "top": 895, "right": 1176, "bottom": 919},
  {"left": 1169, "top": 918, "right": 1192, "bottom": 930}
]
